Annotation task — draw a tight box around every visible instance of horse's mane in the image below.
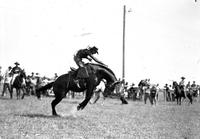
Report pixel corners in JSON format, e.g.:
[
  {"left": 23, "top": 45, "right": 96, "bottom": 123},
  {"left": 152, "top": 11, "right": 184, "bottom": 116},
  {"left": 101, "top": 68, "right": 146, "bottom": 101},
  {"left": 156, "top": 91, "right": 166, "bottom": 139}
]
[
  {"left": 173, "top": 81, "right": 179, "bottom": 86},
  {"left": 173, "top": 81, "right": 182, "bottom": 92},
  {"left": 86, "top": 63, "right": 117, "bottom": 81}
]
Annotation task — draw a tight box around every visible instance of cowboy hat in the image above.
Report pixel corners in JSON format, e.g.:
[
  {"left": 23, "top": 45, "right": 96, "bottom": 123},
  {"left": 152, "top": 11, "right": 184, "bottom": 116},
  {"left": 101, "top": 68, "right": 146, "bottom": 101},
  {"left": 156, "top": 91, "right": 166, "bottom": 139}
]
[
  {"left": 181, "top": 76, "right": 185, "bottom": 79},
  {"left": 89, "top": 46, "right": 98, "bottom": 54},
  {"left": 14, "top": 62, "right": 20, "bottom": 65},
  {"left": 35, "top": 73, "right": 40, "bottom": 77}
]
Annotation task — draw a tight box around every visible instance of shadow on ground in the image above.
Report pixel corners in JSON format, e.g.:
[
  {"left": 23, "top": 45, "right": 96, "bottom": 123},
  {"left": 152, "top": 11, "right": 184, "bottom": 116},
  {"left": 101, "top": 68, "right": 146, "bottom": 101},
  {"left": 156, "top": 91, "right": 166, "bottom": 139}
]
[
  {"left": 15, "top": 113, "right": 80, "bottom": 120},
  {"left": 62, "top": 100, "right": 80, "bottom": 104},
  {"left": 16, "top": 113, "right": 55, "bottom": 118},
  {"left": 0, "top": 97, "right": 11, "bottom": 100}
]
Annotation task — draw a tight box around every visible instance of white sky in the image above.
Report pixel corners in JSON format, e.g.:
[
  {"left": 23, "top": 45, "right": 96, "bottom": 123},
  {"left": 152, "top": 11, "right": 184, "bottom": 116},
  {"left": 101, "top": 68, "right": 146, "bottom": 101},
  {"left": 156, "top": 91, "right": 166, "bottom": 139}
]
[{"left": 0, "top": 0, "right": 200, "bottom": 86}]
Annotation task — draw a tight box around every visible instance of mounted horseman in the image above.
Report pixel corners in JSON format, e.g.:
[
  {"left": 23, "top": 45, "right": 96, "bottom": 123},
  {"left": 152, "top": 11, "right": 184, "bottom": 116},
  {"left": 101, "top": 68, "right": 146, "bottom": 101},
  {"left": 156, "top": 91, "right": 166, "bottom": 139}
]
[
  {"left": 172, "top": 77, "right": 193, "bottom": 105},
  {"left": 36, "top": 46, "right": 128, "bottom": 116},
  {"left": 73, "top": 46, "right": 106, "bottom": 87},
  {"left": 73, "top": 46, "right": 128, "bottom": 104},
  {"left": 10, "top": 62, "right": 26, "bottom": 99},
  {"left": 10, "top": 62, "right": 22, "bottom": 85}
]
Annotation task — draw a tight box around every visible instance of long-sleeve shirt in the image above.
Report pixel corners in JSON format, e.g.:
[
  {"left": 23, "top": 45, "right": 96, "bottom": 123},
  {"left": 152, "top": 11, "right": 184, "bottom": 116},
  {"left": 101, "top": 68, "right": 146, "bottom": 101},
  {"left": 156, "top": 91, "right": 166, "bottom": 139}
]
[
  {"left": 4, "top": 69, "right": 12, "bottom": 83},
  {"left": 11, "top": 66, "right": 22, "bottom": 74}
]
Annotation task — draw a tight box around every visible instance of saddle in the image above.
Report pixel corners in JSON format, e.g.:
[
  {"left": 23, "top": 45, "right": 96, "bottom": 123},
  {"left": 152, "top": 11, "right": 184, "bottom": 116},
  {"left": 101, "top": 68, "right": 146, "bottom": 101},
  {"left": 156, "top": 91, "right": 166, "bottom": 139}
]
[{"left": 70, "top": 66, "right": 89, "bottom": 79}]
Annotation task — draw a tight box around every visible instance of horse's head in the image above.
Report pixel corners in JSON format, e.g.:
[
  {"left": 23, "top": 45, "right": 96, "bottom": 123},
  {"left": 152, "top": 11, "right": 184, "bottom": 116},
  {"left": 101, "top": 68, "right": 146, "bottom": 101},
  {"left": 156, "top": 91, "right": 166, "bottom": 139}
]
[
  {"left": 103, "top": 81, "right": 121, "bottom": 97},
  {"left": 172, "top": 81, "right": 178, "bottom": 89},
  {"left": 86, "top": 63, "right": 120, "bottom": 97},
  {"left": 19, "top": 70, "right": 26, "bottom": 79}
]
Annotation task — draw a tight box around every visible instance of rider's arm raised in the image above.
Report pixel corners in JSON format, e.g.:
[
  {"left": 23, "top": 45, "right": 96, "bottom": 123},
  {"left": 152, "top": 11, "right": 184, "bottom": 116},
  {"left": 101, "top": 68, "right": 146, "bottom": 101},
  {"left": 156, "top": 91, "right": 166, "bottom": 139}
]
[{"left": 88, "top": 54, "right": 104, "bottom": 65}]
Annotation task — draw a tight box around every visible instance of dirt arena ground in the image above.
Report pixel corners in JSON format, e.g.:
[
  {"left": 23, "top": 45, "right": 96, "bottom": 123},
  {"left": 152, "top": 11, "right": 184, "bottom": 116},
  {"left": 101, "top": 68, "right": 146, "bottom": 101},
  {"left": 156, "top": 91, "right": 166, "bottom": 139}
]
[{"left": 0, "top": 91, "right": 200, "bottom": 139}]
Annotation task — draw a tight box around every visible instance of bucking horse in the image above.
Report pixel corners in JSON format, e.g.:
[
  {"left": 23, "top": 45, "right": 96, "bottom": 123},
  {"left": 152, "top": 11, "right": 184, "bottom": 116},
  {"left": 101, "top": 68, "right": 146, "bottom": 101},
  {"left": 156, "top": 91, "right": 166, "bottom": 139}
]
[
  {"left": 172, "top": 81, "right": 194, "bottom": 105},
  {"left": 36, "top": 63, "right": 127, "bottom": 116}
]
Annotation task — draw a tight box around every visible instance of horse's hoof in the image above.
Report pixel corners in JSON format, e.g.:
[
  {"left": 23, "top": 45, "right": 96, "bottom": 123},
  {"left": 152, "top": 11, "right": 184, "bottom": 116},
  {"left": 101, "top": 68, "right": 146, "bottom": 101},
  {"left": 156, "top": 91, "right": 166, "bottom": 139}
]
[
  {"left": 37, "top": 98, "right": 42, "bottom": 101},
  {"left": 52, "top": 113, "right": 60, "bottom": 117},
  {"left": 77, "top": 105, "right": 83, "bottom": 111},
  {"left": 77, "top": 106, "right": 80, "bottom": 111},
  {"left": 54, "top": 114, "right": 61, "bottom": 117}
]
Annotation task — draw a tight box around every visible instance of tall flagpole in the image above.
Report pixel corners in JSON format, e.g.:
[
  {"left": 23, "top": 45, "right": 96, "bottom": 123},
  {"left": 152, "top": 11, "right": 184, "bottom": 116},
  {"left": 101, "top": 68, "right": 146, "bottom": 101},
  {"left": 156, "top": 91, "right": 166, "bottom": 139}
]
[{"left": 122, "top": 5, "right": 126, "bottom": 80}]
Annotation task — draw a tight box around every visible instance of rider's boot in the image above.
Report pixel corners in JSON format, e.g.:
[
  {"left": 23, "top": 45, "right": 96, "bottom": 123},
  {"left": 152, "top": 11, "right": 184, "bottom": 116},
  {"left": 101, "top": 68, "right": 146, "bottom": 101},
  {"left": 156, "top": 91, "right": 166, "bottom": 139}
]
[{"left": 74, "top": 67, "right": 89, "bottom": 88}]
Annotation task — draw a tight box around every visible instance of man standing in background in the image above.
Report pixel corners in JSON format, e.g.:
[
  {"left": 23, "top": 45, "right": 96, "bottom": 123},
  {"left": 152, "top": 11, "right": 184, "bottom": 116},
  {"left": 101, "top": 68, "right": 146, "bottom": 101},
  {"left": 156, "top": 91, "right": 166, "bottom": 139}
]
[
  {"left": 1, "top": 66, "right": 12, "bottom": 96},
  {"left": 179, "top": 77, "right": 186, "bottom": 98}
]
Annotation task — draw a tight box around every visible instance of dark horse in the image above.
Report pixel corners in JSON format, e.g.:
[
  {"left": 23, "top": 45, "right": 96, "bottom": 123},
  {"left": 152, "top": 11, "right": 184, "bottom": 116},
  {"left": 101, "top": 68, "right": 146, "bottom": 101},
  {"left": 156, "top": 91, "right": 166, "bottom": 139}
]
[
  {"left": 36, "top": 63, "right": 124, "bottom": 116},
  {"left": 10, "top": 70, "right": 26, "bottom": 99},
  {"left": 172, "top": 81, "right": 186, "bottom": 105}
]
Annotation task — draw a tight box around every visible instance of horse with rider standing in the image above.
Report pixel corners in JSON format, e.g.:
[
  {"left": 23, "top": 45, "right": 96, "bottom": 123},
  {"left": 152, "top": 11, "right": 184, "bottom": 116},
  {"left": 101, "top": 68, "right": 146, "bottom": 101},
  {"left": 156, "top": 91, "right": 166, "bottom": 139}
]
[
  {"left": 9, "top": 62, "right": 27, "bottom": 99},
  {"left": 10, "top": 62, "right": 23, "bottom": 84}
]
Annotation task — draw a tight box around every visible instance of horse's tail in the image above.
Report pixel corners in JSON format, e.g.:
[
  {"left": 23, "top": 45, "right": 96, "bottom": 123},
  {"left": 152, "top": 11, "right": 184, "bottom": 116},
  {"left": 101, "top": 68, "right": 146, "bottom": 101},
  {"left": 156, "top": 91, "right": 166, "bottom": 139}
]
[{"left": 36, "top": 82, "right": 54, "bottom": 99}]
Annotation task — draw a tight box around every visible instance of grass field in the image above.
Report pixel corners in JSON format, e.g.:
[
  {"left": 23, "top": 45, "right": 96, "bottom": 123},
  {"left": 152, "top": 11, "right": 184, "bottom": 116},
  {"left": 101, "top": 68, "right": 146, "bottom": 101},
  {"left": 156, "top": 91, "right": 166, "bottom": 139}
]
[{"left": 0, "top": 92, "right": 200, "bottom": 139}]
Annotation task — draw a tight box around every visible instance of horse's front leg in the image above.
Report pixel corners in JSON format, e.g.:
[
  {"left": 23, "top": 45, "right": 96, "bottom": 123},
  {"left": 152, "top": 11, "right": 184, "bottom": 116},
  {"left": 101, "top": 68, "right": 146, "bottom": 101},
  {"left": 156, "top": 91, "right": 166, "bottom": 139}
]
[
  {"left": 16, "top": 89, "right": 20, "bottom": 99},
  {"left": 77, "top": 85, "right": 94, "bottom": 111},
  {"left": 179, "top": 97, "right": 181, "bottom": 105},
  {"left": 21, "top": 88, "right": 25, "bottom": 99}
]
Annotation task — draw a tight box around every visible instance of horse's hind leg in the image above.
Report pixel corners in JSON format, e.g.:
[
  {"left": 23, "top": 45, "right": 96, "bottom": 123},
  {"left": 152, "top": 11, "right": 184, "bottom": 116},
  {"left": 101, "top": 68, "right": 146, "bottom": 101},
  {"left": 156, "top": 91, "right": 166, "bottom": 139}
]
[
  {"left": 153, "top": 97, "right": 156, "bottom": 105},
  {"left": 51, "top": 96, "right": 63, "bottom": 116},
  {"left": 188, "top": 95, "right": 193, "bottom": 104},
  {"left": 179, "top": 98, "right": 181, "bottom": 105},
  {"left": 177, "top": 99, "right": 179, "bottom": 105},
  {"left": 16, "top": 89, "right": 19, "bottom": 99},
  {"left": 21, "top": 88, "right": 25, "bottom": 99}
]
